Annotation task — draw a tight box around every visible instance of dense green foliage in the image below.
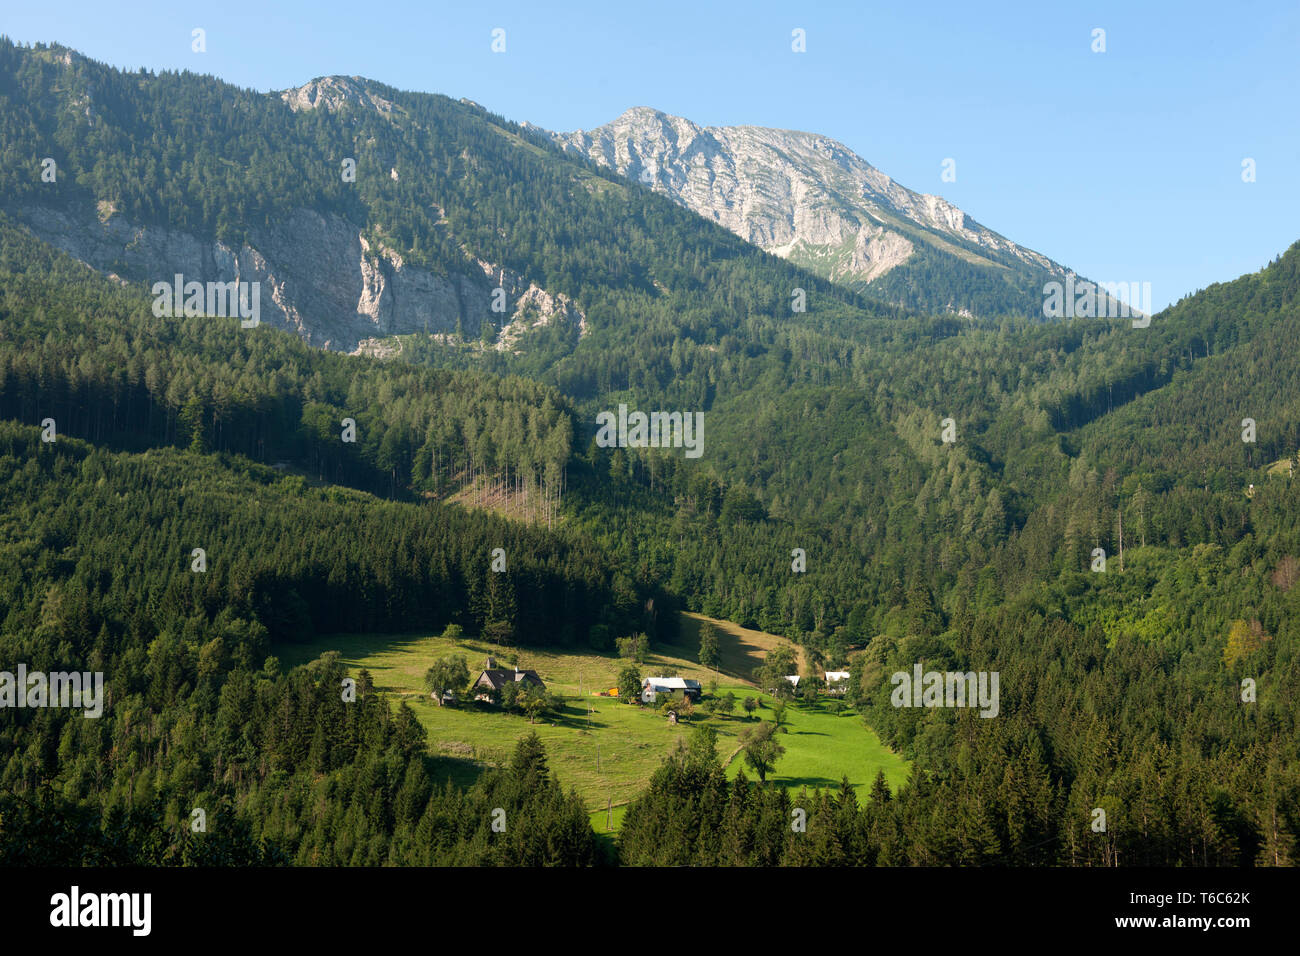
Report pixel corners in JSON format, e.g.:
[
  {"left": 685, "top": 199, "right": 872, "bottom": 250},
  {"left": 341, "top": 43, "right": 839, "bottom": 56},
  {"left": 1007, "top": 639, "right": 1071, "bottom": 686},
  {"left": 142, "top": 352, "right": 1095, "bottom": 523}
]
[
  {"left": 1, "top": 39, "right": 1298, "bottom": 866},
  {"left": 849, "top": 241, "right": 1059, "bottom": 321},
  {"left": 0, "top": 219, "right": 642, "bottom": 864},
  {"left": 0, "top": 38, "right": 899, "bottom": 351}
]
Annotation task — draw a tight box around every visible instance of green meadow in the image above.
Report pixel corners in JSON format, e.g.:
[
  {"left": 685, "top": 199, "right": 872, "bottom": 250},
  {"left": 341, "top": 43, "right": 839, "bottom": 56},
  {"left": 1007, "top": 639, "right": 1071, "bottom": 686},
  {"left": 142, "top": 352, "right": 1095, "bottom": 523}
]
[{"left": 280, "top": 624, "right": 910, "bottom": 831}]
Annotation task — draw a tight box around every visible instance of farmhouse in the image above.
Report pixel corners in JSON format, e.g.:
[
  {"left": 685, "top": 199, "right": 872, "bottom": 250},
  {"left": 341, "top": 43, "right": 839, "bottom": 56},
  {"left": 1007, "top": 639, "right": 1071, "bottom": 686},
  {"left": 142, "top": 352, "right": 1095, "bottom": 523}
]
[
  {"left": 473, "top": 662, "right": 545, "bottom": 702},
  {"left": 640, "top": 676, "right": 702, "bottom": 704},
  {"left": 825, "top": 670, "right": 850, "bottom": 695},
  {"left": 764, "top": 674, "right": 802, "bottom": 695}
]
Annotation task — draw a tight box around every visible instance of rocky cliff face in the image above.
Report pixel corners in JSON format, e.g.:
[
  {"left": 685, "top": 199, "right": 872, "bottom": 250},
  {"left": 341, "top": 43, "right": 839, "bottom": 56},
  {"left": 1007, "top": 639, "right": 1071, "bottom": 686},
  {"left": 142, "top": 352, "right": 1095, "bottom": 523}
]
[
  {"left": 10, "top": 61, "right": 1066, "bottom": 338},
  {"left": 549, "top": 107, "right": 1070, "bottom": 314},
  {"left": 16, "top": 203, "right": 584, "bottom": 354},
  {"left": 280, "top": 76, "right": 397, "bottom": 116},
  {"left": 8, "top": 75, "right": 587, "bottom": 355}
]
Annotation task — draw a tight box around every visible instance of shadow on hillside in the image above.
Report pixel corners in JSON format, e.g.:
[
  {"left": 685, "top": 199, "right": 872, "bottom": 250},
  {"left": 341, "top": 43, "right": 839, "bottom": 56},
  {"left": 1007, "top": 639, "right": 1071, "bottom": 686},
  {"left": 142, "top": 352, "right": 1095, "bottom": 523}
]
[
  {"left": 422, "top": 753, "right": 485, "bottom": 792},
  {"left": 545, "top": 702, "right": 610, "bottom": 731},
  {"left": 664, "top": 613, "right": 805, "bottom": 685}
]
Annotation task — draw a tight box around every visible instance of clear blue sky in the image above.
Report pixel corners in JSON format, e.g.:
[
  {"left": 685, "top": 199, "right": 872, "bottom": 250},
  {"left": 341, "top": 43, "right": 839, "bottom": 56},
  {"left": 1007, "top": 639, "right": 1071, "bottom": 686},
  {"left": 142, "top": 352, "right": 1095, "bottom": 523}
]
[{"left": 6, "top": 0, "right": 1298, "bottom": 310}]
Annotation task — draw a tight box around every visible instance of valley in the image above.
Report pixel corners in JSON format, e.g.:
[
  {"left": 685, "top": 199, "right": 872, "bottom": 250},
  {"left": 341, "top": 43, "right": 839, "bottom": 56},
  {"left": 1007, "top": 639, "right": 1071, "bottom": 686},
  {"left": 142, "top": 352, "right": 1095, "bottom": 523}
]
[
  {"left": 0, "top": 32, "right": 1296, "bottom": 870},
  {"left": 278, "top": 618, "right": 910, "bottom": 821}
]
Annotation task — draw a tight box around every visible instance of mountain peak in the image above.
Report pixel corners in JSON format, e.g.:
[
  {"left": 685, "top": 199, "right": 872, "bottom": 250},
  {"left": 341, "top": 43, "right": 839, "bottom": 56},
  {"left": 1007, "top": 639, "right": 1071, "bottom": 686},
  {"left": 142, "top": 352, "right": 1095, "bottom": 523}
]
[
  {"left": 280, "top": 76, "right": 395, "bottom": 115},
  {"left": 552, "top": 108, "right": 1067, "bottom": 316},
  {"left": 616, "top": 105, "right": 672, "bottom": 121},
  {"left": 580, "top": 106, "right": 705, "bottom": 146}
]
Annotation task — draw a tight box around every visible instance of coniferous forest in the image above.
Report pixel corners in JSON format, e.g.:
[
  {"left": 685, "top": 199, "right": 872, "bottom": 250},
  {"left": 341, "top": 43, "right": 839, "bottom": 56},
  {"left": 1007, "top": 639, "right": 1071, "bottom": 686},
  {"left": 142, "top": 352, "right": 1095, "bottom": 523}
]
[{"left": 0, "top": 36, "right": 1297, "bottom": 876}]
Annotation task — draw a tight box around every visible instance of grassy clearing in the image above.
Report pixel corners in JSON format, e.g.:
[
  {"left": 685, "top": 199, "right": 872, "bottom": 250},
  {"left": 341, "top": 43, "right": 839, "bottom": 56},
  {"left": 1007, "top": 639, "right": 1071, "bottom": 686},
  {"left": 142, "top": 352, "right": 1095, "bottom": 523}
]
[
  {"left": 670, "top": 611, "right": 806, "bottom": 682},
  {"left": 279, "top": 625, "right": 910, "bottom": 826},
  {"left": 719, "top": 690, "right": 911, "bottom": 796},
  {"left": 278, "top": 631, "right": 704, "bottom": 807},
  {"left": 1266, "top": 456, "right": 1296, "bottom": 477}
]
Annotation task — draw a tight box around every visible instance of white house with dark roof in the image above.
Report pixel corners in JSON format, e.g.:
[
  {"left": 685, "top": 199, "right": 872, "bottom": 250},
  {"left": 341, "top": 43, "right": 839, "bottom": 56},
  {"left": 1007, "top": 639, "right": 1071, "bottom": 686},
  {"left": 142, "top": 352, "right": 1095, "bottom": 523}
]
[{"left": 640, "top": 676, "right": 702, "bottom": 704}]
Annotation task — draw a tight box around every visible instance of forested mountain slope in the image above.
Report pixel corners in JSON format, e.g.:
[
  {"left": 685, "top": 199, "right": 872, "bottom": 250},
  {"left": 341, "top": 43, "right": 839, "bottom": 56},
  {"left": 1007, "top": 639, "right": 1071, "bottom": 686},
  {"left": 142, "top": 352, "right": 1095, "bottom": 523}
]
[
  {"left": 1, "top": 36, "right": 1298, "bottom": 866},
  {"left": 0, "top": 219, "right": 641, "bottom": 864},
  {"left": 3, "top": 215, "right": 1298, "bottom": 866},
  {"left": 0, "top": 39, "right": 896, "bottom": 354},
  {"left": 607, "top": 248, "right": 1300, "bottom": 866}
]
